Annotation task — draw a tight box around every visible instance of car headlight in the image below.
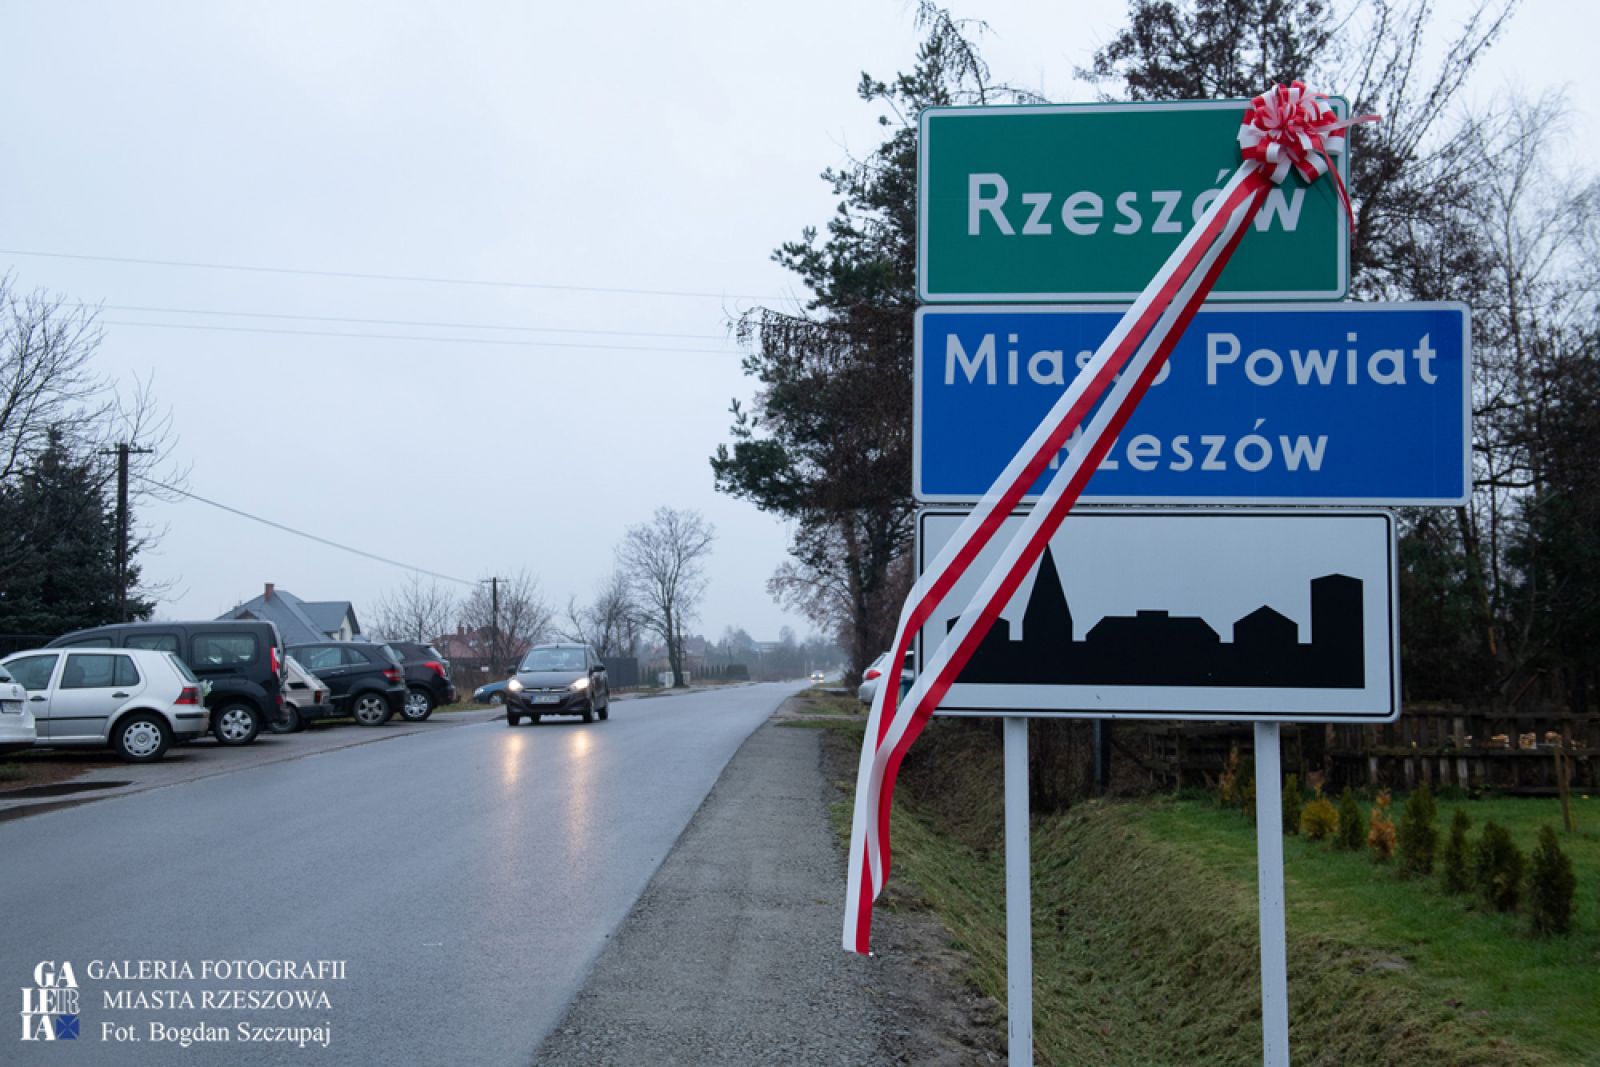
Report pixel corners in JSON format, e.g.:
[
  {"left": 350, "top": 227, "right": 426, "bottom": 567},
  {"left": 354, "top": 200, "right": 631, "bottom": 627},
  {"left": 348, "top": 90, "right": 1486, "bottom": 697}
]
[
  {"left": 508, "top": 678, "right": 524, "bottom": 692},
  {"left": 568, "top": 677, "right": 590, "bottom": 692}
]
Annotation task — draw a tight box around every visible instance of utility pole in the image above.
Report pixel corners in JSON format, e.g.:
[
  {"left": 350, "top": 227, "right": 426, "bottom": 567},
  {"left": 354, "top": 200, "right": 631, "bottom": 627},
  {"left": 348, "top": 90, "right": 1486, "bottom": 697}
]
[
  {"left": 98, "top": 441, "right": 154, "bottom": 622},
  {"left": 481, "top": 577, "right": 503, "bottom": 675}
]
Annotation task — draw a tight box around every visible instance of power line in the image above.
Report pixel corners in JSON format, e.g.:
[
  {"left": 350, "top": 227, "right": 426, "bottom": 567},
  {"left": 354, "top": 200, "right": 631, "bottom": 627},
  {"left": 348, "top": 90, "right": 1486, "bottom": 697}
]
[
  {"left": 102, "top": 319, "right": 742, "bottom": 355},
  {"left": 88, "top": 302, "right": 731, "bottom": 342},
  {"left": 0, "top": 248, "right": 782, "bottom": 302},
  {"left": 138, "top": 475, "right": 477, "bottom": 586}
]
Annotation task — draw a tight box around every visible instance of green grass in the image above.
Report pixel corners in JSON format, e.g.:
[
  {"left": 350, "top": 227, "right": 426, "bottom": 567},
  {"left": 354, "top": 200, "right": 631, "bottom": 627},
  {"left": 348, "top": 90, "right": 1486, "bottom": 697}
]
[
  {"left": 1137, "top": 795, "right": 1600, "bottom": 1065},
  {"left": 822, "top": 720, "right": 1595, "bottom": 1066}
]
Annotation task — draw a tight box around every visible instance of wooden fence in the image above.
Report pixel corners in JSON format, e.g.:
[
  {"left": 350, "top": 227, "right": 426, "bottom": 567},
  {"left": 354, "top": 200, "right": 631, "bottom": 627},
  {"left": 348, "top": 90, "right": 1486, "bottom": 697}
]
[{"left": 1130, "top": 705, "right": 1598, "bottom": 796}]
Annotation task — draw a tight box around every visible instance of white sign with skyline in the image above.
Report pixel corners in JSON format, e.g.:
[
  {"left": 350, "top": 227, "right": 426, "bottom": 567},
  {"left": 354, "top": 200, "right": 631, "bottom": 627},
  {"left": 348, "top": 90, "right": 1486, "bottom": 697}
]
[{"left": 918, "top": 508, "right": 1399, "bottom": 721}]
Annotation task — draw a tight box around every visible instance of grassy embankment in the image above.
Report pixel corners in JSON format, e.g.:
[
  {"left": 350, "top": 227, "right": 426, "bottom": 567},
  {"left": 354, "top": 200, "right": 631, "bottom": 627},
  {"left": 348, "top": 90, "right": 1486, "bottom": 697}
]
[{"left": 793, "top": 692, "right": 1600, "bottom": 1067}]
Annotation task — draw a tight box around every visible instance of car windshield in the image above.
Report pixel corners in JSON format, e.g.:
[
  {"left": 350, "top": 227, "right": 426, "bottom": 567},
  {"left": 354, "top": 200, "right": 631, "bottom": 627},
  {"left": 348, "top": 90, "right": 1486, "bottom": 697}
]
[{"left": 519, "top": 648, "right": 585, "bottom": 673}]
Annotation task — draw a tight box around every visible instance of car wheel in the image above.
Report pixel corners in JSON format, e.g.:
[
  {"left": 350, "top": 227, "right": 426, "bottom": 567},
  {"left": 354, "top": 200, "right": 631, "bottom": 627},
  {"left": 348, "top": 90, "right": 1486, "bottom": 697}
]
[
  {"left": 582, "top": 696, "right": 595, "bottom": 724},
  {"left": 352, "top": 693, "right": 392, "bottom": 727},
  {"left": 267, "top": 706, "right": 302, "bottom": 734},
  {"left": 489, "top": 692, "right": 505, "bottom": 706},
  {"left": 529, "top": 713, "right": 542, "bottom": 725},
  {"left": 113, "top": 713, "right": 171, "bottom": 763},
  {"left": 212, "top": 702, "right": 260, "bottom": 746},
  {"left": 401, "top": 687, "right": 434, "bottom": 722},
  {"left": 506, "top": 709, "right": 520, "bottom": 726},
  {"left": 598, "top": 697, "right": 609, "bottom": 722}
]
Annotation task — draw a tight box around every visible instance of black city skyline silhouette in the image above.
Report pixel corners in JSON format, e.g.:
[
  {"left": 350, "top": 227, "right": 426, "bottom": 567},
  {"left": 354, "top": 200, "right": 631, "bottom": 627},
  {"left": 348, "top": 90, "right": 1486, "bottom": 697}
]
[{"left": 950, "top": 546, "right": 1365, "bottom": 689}]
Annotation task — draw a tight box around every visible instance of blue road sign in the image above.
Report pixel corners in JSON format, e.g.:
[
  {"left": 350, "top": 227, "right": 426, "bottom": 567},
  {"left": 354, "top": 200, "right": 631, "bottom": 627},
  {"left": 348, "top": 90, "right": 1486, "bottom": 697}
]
[{"left": 914, "top": 302, "right": 1470, "bottom": 505}]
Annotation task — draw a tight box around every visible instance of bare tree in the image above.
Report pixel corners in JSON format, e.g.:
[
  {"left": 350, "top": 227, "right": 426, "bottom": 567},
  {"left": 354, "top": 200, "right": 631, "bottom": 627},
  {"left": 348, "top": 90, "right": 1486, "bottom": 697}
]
[
  {"left": 0, "top": 276, "right": 107, "bottom": 485},
  {"left": 460, "top": 571, "right": 552, "bottom": 675},
  {"left": 618, "top": 507, "right": 715, "bottom": 687},
  {"left": 368, "top": 574, "right": 459, "bottom": 644},
  {"left": 554, "top": 569, "right": 640, "bottom": 657},
  {"left": 0, "top": 278, "right": 185, "bottom": 613}
]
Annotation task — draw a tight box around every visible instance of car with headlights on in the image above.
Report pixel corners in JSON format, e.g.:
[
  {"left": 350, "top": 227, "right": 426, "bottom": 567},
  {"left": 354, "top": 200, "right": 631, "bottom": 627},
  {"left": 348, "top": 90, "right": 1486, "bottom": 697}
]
[{"left": 505, "top": 643, "right": 609, "bottom": 725}]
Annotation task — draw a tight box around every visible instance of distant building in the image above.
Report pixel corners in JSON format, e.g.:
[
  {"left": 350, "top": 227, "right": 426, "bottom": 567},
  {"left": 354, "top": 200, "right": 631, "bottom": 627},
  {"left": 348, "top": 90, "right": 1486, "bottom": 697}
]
[
  {"left": 219, "top": 583, "right": 360, "bottom": 645},
  {"left": 433, "top": 625, "right": 533, "bottom": 675}
]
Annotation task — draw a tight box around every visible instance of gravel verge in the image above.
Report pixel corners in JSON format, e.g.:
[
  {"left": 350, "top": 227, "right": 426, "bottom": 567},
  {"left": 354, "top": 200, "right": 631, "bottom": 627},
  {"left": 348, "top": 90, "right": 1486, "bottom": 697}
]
[{"left": 533, "top": 715, "right": 1004, "bottom": 1066}]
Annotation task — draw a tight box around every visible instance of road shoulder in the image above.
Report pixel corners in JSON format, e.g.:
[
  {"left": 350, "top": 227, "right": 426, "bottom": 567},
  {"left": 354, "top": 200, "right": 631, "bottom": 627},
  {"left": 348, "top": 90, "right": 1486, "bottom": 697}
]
[{"left": 534, "top": 711, "right": 1004, "bottom": 1065}]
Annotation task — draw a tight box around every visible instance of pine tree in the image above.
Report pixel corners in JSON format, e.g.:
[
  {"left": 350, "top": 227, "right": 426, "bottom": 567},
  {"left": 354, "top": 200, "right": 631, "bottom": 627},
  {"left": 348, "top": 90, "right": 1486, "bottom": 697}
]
[
  {"left": 0, "top": 429, "right": 150, "bottom": 635},
  {"left": 1528, "top": 825, "right": 1576, "bottom": 936},
  {"left": 1474, "top": 820, "right": 1525, "bottom": 913},
  {"left": 1440, "top": 808, "right": 1472, "bottom": 894},
  {"left": 1282, "top": 773, "right": 1303, "bottom": 835},
  {"left": 1398, "top": 783, "right": 1439, "bottom": 878},
  {"left": 1337, "top": 787, "right": 1365, "bottom": 851}
]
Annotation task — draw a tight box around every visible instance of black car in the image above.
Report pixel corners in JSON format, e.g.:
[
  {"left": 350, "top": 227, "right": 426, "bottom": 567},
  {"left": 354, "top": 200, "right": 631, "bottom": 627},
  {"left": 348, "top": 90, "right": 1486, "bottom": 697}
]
[
  {"left": 384, "top": 641, "right": 456, "bottom": 722},
  {"left": 505, "top": 643, "right": 610, "bottom": 726},
  {"left": 287, "top": 642, "right": 407, "bottom": 727},
  {"left": 47, "top": 620, "right": 287, "bottom": 745}
]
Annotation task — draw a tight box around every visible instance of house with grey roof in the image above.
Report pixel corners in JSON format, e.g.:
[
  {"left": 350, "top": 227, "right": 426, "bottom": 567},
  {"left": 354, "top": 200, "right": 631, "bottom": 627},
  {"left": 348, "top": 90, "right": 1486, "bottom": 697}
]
[{"left": 219, "top": 583, "right": 361, "bottom": 645}]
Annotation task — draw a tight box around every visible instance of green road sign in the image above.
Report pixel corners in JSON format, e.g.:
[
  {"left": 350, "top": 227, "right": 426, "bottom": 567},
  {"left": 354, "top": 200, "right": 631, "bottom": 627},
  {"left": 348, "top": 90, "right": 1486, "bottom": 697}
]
[{"left": 918, "top": 99, "right": 1350, "bottom": 303}]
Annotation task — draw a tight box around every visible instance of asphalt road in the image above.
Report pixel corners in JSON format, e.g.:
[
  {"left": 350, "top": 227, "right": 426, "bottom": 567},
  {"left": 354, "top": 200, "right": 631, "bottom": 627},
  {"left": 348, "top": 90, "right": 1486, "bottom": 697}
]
[{"left": 1, "top": 681, "right": 800, "bottom": 1066}]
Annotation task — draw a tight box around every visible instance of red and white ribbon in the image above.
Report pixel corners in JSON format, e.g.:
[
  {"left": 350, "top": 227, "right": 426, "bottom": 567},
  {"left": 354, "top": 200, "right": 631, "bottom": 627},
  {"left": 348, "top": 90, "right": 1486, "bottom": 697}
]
[{"left": 844, "top": 86, "right": 1377, "bottom": 955}]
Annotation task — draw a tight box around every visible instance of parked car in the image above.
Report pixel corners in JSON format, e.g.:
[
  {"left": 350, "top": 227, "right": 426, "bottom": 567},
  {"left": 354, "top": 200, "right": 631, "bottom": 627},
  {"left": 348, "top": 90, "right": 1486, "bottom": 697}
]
[
  {"left": 272, "top": 655, "right": 333, "bottom": 733},
  {"left": 47, "top": 620, "right": 287, "bottom": 745},
  {"left": 505, "top": 643, "right": 610, "bottom": 726},
  {"left": 384, "top": 641, "right": 456, "bottom": 722},
  {"left": 287, "top": 641, "right": 407, "bottom": 726},
  {"left": 0, "top": 647, "right": 209, "bottom": 762},
  {"left": 0, "top": 665, "right": 37, "bottom": 757},
  {"left": 473, "top": 679, "right": 510, "bottom": 706},
  {"left": 857, "top": 650, "right": 916, "bottom": 706}
]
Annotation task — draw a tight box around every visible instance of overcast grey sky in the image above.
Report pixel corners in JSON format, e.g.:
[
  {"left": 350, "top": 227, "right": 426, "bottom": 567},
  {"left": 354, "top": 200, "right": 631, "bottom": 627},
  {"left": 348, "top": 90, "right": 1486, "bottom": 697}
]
[{"left": 1, "top": 0, "right": 1591, "bottom": 643}]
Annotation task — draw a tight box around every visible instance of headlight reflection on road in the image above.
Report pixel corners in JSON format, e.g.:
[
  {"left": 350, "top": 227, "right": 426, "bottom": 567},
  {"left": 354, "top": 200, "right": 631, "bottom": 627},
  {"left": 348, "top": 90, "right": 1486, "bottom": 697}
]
[
  {"left": 561, "top": 729, "right": 595, "bottom": 863},
  {"left": 501, "top": 732, "right": 527, "bottom": 787}
]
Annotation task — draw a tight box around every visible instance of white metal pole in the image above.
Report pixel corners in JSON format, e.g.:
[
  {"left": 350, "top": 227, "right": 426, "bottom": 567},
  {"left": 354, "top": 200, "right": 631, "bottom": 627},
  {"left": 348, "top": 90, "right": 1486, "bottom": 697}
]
[
  {"left": 1004, "top": 715, "right": 1034, "bottom": 1067},
  {"left": 1253, "top": 722, "right": 1290, "bottom": 1066}
]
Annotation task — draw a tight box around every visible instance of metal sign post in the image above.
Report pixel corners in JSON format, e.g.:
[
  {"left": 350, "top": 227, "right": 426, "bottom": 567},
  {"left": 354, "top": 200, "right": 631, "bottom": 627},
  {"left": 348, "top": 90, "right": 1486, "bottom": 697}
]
[
  {"left": 1254, "top": 723, "right": 1291, "bottom": 1065},
  {"left": 1004, "top": 716, "right": 1034, "bottom": 1067}
]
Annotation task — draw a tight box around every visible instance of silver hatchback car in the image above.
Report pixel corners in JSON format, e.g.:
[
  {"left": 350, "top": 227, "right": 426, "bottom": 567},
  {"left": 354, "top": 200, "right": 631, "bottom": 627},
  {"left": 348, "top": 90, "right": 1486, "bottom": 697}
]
[{"left": 0, "top": 647, "right": 210, "bottom": 762}]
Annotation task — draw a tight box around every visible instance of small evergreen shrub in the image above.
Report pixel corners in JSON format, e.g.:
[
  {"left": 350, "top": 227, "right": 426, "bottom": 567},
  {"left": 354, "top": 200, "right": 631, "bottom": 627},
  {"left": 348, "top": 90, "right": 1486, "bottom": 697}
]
[
  {"left": 1337, "top": 787, "right": 1365, "bottom": 851},
  {"left": 1397, "top": 783, "right": 1439, "bottom": 878},
  {"left": 1282, "top": 774, "right": 1302, "bottom": 835},
  {"left": 1440, "top": 808, "right": 1472, "bottom": 894},
  {"left": 1528, "top": 825, "right": 1576, "bottom": 936},
  {"left": 1218, "top": 745, "right": 1242, "bottom": 807},
  {"left": 1300, "top": 795, "right": 1339, "bottom": 841},
  {"left": 1474, "top": 820, "right": 1525, "bottom": 912},
  {"left": 1368, "top": 789, "right": 1397, "bottom": 862}
]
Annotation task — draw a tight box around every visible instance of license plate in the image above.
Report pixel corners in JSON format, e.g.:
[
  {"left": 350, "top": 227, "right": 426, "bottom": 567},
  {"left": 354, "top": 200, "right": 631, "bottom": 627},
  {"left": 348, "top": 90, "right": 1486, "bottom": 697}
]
[
  {"left": 0, "top": 701, "right": 20, "bottom": 714},
  {"left": 531, "top": 695, "right": 559, "bottom": 705}
]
